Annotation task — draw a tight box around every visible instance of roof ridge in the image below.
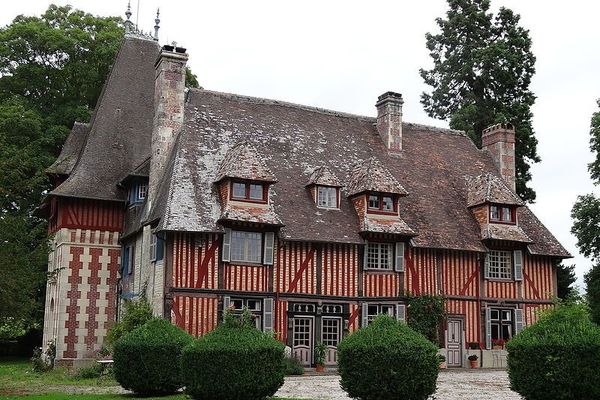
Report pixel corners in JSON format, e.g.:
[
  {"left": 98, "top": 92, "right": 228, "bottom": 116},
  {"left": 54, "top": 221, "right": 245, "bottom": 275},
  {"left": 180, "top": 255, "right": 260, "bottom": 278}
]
[{"left": 403, "top": 122, "right": 466, "bottom": 137}]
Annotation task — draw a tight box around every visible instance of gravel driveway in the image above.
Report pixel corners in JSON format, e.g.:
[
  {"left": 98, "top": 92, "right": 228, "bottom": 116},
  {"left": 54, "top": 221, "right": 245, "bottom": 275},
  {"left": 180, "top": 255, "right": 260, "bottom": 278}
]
[{"left": 275, "top": 369, "right": 522, "bottom": 400}]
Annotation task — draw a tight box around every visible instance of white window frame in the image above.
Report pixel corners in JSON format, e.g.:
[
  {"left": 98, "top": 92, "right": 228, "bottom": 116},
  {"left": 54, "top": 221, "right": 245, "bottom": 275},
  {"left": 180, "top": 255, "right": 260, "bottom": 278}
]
[
  {"left": 230, "top": 297, "right": 263, "bottom": 330},
  {"left": 230, "top": 231, "right": 263, "bottom": 264},
  {"left": 137, "top": 183, "right": 147, "bottom": 200},
  {"left": 150, "top": 234, "right": 157, "bottom": 261},
  {"left": 365, "top": 242, "right": 393, "bottom": 270},
  {"left": 487, "top": 250, "right": 512, "bottom": 280},
  {"left": 365, "top": 304, "right": 395, "bottom": 325},
  {"left": 317, "top": 186, "right": 338, "bottom": 209}
]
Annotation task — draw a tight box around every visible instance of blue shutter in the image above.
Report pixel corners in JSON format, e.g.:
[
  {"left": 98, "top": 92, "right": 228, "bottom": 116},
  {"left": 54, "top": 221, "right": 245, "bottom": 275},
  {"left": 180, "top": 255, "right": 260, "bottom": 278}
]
[
  {"left": 122, "top": 246, "right": 129, "bottom": 274},
  {"left": 156, "top": 236, "right": 165, "bottom": 261}
]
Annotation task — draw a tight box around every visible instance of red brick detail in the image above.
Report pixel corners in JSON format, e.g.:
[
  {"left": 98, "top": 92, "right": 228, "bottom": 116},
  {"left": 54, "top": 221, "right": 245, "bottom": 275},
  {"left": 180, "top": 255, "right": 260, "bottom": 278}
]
[
  {"left": 84, "top": 248, "right": 102, "bottom": 350},
  {"left": 104, "top": 248, "right": 120, "bottom": 330},
  {"left": 64, "top": 246, "right": 84, "bottom": 359}
]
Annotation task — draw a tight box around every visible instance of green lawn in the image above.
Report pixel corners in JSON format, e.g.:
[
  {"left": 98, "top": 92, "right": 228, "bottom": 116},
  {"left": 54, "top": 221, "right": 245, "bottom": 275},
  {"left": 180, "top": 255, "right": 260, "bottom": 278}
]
[{"left": 0, "top": 358, "right": 302, "bottom": 399}]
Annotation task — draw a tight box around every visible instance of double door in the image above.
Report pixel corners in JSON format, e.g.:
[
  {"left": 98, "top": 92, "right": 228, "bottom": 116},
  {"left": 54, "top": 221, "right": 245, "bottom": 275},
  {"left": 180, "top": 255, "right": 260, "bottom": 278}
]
[{"left": 291, "top": 312, "right": 343, "bottom": 366}]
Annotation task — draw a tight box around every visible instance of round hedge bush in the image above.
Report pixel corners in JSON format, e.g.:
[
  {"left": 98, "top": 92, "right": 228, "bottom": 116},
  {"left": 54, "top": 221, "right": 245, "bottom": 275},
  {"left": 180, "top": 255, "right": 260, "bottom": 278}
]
[
  {"left": 507, "top": 304, "right": 600, "bottom": 400},
  {"left": 337, "top": 315, "right": 439, "bottom": 400},
  {"left": 181, "top": 312, "right": 285, "bottom": 400},
  {"left": 112, "top": 317, "right": 193, "bottom": 395}
]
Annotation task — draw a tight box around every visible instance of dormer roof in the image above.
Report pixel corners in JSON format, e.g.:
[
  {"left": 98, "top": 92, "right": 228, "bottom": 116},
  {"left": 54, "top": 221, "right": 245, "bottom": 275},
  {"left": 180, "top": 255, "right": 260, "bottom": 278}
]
[
  {"left": 347, "top": 157, "right": 408, "bottom": 197},
  {"left": 214, "top": 141, "right": 276, "bottom": 184},
  {"left": 481, "top": 223, "right": 532, "bottom": 243},
  {"left": 466, "top": 173, "right": 524, "bottom": 208},
  {"left": 305, "top": 166, "right": 342, "bottom": 187}
]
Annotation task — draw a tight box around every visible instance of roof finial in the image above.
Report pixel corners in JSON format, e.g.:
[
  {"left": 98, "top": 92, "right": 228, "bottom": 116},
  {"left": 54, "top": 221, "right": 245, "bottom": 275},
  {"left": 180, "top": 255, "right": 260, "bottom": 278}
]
[
  {"left": 124, "top": 1, "right": 134, "bottom": 34},
  {"left": 153, "top": 8, "right": 160, "bottom": 41}
]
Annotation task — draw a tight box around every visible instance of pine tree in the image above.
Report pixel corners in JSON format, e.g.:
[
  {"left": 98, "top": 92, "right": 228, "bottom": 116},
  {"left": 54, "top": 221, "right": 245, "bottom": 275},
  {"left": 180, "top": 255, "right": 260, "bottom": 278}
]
[{"left": 420, "top": 0, "right": 539, "bottom": 202}]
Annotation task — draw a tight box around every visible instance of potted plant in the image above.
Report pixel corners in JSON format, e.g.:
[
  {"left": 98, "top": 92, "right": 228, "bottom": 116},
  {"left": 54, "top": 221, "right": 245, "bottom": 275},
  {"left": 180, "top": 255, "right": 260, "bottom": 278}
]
[
  {"left": 468, "top": 342, "right": 481, "bottom": 350},
  {"left": 438, "top": 354, "right": 446, "bottom": 369},
  {"left": 491, "top": 338, "right": 506, "bottom": 349},
  {"left": 315, "top": 342, "right": 327, "bottom": 372},
  {"left": 468, "top": 354, "right": 478, "bottom": 369}
]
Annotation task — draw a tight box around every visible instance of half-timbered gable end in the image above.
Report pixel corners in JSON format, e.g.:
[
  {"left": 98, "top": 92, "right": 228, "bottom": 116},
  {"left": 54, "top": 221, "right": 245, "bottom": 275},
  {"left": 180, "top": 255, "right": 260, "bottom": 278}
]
[{"left": 42, "top": 32, "right": 571, "bottom": 368}]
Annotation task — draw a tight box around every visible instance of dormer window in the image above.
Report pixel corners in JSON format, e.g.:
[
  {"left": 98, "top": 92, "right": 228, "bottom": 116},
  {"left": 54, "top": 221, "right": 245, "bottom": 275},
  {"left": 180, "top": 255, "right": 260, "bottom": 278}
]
[
  {"left": 367, "top": 193, "right": 396, "bottom": 214},
  {"left": 317, "top": 186, "right": 339, "bottom": 209},
  {"left": 231, "top": 180, "right": 267, "bottom": 203},
  {"left": 137, "top": 184, "right": 147, "bottom": 200},
  {"left": 490, "top": 205, "right": 515, "bottom": 224},
  {"left": 129, "top": 182, "right": 148, "bottom": 204}
]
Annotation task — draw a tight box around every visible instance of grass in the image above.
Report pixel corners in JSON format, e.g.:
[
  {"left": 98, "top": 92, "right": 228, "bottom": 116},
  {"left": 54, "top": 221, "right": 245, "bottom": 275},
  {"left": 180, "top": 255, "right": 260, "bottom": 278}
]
[{"left": 0, "top": 357, "right": 305, "bottom": 399}]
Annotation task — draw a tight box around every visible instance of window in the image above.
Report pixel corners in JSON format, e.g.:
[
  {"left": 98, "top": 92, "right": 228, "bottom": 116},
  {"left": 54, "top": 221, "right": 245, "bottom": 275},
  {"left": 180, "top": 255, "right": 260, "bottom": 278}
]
[
  {"left": 487, "top": 250, "right": 512, "bottom": 279},
  {"left": 366, "top": 304, "right": 395, "bottom": 324},
  {"left": 137, "top": 184, "right": 147, "bottom": 200},
  {"left": 367, "top": 193, "right": 396, "bottom": 213},
  {"left": 231, "top": 181, "right": 266, "bottom": 202},
  {"left": 129, "top": 182, "right": 148, "bottom": 204},
  {"left": 317, "top": 186, "right": 338, "bottom": 208},
  {"left": 150, "top": 234, "right": 157, "bottom": 261},
  {"left": 491, "top": 308, "right": 514, "bottom": 341},
  {"left": 231, "top": 231, "right": 262, "bottom": 263},
  {"left": 150, "top": 234, "right": 164, "bottom": 262},
  {"left": 366, "top": 242, "right": 393, "bottom": 270},
  {"left": 490, "top": 205, "right": 515, "bottom": 224},
  {"left": 231, "top": 298, "right": 263, "bottom": 330}
]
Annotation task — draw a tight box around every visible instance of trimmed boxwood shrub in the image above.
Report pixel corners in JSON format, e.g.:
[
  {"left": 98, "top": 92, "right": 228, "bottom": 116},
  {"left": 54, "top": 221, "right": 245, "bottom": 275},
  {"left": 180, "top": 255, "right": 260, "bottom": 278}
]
[
  {"left": 113, "top": 318, "right": 193, "bottom": 395},
  {"left": 337, "top": 315, "right": 439, "bottom": 400},
  {"left": 507, "top": 303, "right": 600, "bottom": 400},
  {"left": 181, "top": 310, "right": 285, "bottom": 400}
]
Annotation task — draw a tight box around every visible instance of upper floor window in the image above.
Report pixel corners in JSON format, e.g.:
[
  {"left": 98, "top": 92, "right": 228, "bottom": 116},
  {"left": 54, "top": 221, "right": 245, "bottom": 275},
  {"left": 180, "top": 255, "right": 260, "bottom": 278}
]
[
  {"left": 366, "top": 242, "right": 393, "bottom": 270},
  {"left": 231, "top": 181, "right": 267, "bottom": 203},
  {"left": 231, "top": 230, "right": 262, "bottom": 263},
  {"left": 367, "top": 193, "right": 396, "bottom": 214},
  {"left": 137, "top": 184, "right": 147, "bottom": 200},
  {"left": 150, "top": 233, "right": 164, "bottom": 262},
  {"left": 486, "top": 250, "right": 511, "bottom": 279},
  {"left": 490, "top": 205, "right": 515, "bottom": 224},
  {"left": 317, "top": 186, "right": 338, "bottom": 209},
  {"left": 129, "top": 182, "right": 148, "bottom": 204}
]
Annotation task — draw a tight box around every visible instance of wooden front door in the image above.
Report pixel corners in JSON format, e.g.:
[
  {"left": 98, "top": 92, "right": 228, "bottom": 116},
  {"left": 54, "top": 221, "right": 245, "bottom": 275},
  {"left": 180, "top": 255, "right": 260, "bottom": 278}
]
[
  {"left": 446, "top": 318, "right": 463, "bottom": 367},
  {"left": 292, "top": 317, "right": 313, "bottom": 366},
  {"left": 321, "top": 317, "right": 342, "bottom": 366}
]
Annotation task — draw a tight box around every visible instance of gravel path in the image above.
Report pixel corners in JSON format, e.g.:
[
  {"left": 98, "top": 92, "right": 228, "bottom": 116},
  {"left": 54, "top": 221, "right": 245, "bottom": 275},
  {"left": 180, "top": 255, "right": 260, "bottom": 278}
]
[{"left": 275, "top": 369, "right": 522, "bottom": 400}]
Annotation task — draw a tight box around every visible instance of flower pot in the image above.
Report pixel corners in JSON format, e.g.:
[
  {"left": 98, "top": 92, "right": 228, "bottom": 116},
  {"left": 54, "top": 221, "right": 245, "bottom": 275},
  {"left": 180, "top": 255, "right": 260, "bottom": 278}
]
[
  {"left": 316, "top": 363, "right": 324, "bottom": 372},
  {"left": 439, "top": 362, "right": 446, "bottom": 369},
  {"left": 469, "top": 359, "right": 478, "bottom": 369},
  {"left": 492, "top": 345, "right": 503, "bottom": 350}
]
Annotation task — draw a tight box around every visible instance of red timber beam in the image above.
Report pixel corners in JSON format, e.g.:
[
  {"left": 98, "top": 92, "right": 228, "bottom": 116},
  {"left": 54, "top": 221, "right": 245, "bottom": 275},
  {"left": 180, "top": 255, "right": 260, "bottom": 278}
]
[
  {"left": 287, "top": 248, "right": 316, "bottom": 293},
  {"left": 348, "top": 306, "right": 359, "bottom": 331},
  {"left": 404, "top": 249, "right": 420, "bottom": 295},
  {"left": 195, "top": 240, "right": 219, "bottom": 288},
  {"left": 523, "top": 272, "right": 541, "bottom": 299}
]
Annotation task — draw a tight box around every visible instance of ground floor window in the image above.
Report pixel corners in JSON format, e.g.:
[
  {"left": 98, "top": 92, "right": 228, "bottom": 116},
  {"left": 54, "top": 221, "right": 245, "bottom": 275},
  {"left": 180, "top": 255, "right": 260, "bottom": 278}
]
[
  {"left": 231, "top": 297, "right": 262, "bottom": 330},
  {"left": 491, "top": 308, "right": 513, "bottom": 341},
  {"left": 365, "top": 304, "right": 395, "bottom": 325}
]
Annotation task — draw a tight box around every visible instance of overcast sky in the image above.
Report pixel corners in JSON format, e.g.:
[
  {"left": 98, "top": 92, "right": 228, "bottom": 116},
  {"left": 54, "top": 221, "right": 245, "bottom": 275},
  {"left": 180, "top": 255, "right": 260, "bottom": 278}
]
[{"left": 3, "top": 1, "right": 599, "bottom": 287}]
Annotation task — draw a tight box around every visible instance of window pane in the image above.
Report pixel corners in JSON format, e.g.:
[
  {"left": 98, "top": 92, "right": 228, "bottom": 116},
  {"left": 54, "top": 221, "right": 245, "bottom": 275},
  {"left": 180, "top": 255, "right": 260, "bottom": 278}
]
[
  {"left": 381, "top": 305, "right": 394, "bottom": 315},
  {"left": 491, "top": 323, "right": 500, "bottom": 340},
  {"left": 490, "top": 206, "right": 499, "bottom": 220},
  {"left": 249, "top": 184, "right": 263, "bottom": 200},
  {"left": 231, "top": 231, "right": 245, "bottom": 261},
  {"left": 246, "top": 232, "right": 262, "bottom": 263},
  {"left": 488, "top": 250, "right": 512, "bottom": 279},
  {"left": 502, "top": 207, "right": 512, "bottom": 222},
  {"left": 137, "top": 184, "right": 147, "bottom": 200},
  {"left": 232, "top": 182, "right": 246, "bottom": 198},
  {"left": 368, "top": 195, "right": 379, "bottom": 209},
  {"left": 318, "top": 187, "right": 337, "bottom": 208},
  {"left": 232, "top": 299, "right": 244, "bottom": 310},
  {"left": 501, "top": 324, "right": 512, "bottom": 340},
  {"left": 502, "top": 310, "right": 512, "bottom": 321},
  {"left": 382, "top": 196, "right": 394, "bottom": 212},
  {"left": 247, "top": 299, "right": 261, "bottom": 311},
  {"left": 491, "top": 309, "right": 500, "bottom": 320}
]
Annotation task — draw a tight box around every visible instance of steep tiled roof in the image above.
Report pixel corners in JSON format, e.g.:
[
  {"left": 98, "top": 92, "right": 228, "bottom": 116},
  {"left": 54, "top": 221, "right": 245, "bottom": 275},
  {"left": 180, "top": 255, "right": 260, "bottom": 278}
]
[
  {"left": 481, "top": 224, "right": 532, "bottom": 243},
  {"left": 347, "top": 157, "right": 408, "bottom": 196},
  {"left": 46, "top": 122, "right": 90, "bottom": 176},
  {"left": 306, "top": 166, "right": 342, "bottom": 187},
  {"left": 359, "top": 216, "right": 416, "bottom": 236},
  {"left": 467, "top": 173, "right": 524, "bottom": 208},
  {"left": 50, "top": 36, "right": 160, "bottom": 201},
  {"left": 215, "top": 141, "right": 276, "bottom": 183},
  {"left": 148, "top": 89, "right": 569, "bottom": 257}
]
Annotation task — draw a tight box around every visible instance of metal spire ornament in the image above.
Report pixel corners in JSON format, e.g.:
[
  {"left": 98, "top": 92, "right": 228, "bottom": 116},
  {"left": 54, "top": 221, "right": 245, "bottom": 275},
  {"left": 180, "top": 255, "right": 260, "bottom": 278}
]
[
  {"left": 124, "top": 1, "right": 134, "bottom": 33},
  {"left": 153, "top": 8, "right": 160, "bottom": 41}
]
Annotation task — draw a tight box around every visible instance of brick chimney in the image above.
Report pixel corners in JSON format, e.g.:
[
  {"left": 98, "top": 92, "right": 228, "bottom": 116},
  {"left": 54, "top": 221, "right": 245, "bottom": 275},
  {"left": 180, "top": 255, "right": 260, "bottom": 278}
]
[
  {"left": 148, "top": 45, "right": 189, "bottom": 203},
  {"left": 375, "top": 91, "right": 403, "bottom": 153},
  {"left": 482, "top": 123, "right": 516, "bottom": 191}
]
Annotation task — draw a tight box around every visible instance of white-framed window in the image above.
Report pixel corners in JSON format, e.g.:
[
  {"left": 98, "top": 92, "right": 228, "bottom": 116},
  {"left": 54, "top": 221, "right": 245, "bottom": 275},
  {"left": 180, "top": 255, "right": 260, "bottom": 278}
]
[
  {"left": 368, "top": 195, "right": 380, "bottom": 209},
  {"left": 232, "top": 182, "right": 246, "bottom": 198},
  {"left": 230, "top": 231, "right": 262, "bottom": 263},
  {"left": 137, "top": 184, "right": 147, "bottom": 200},
  {"left": 317, "top": 186, "right": 338, "bottom": 209},
  {"left": 487, "top": 250, "right": 512, "bottom": 279},
  {"left": 366, "top": 242, "right": 393, "bottom": 270},
  {"left": 150, "top": 233, "right": 157, "bottom": 261},
  {"left": 366, "top": 304, "right": 395, "bottom": 324},
  {"left": 249, "top": 183, "right": 263, "bottom": 200},
  {"left": 231, "top": 298, "right": 263, "bottom": 329}
]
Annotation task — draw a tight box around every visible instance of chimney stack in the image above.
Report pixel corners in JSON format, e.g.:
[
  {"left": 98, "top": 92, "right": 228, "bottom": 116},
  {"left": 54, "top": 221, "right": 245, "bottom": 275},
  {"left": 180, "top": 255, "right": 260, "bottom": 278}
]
[
  {"left": 148, "top": 45, "right": 189, "bottom": 203},
  {"left": 482, "top": 123, "right": 516, "bottom": 192},
  {"left": 375, "top": 91, "right": 404, "bottom": 153}
]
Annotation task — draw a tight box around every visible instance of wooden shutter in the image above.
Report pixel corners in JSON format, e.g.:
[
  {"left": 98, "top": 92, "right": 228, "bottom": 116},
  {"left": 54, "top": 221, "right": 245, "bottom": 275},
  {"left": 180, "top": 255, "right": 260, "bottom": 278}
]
[
  {"left": 485, "top": 308, "right": 492, "bottom": 350},
  {"left": 394, "top": 242, "right": 405, "bottom": 272},
  {"left": 361, "top": 303, "right": 369, "bottom": 328},
  {"left": 222, "top": 228, "right": 231, "bottom": 262},
  {"left": 362, "top": 241, "right": 369, "bottom": 270},
  {"left": 263, "top": 298, "right": 274, "bottom": 333},
  {"left": 156, "top": 237, "right": 164, "bottom": 261},
  {"left": 396, "top": 304, "right": 406, "bottom": 323},
  {"left": 513, "top": 250, "right": 523, "bottom": 281},
  {"left": 263, "top": 232, "right": 275, "bottom": 265},
  {"left": 122, "top": 246, "right": 129, "bottom": 274},
  {"left": 515, "top": 308, "right": 524, "bottom": 335},
  {"left": 484, "top": 253, "right": 490, "bottom": 279},
  {"left": 223, "top": 295, "right": 231, "bottom": 320}
]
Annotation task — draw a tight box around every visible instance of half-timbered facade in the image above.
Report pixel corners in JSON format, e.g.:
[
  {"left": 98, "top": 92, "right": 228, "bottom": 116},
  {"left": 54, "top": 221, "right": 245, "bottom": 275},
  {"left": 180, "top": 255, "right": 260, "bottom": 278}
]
[{"left": 42, "top": 30, "right": 569, "bottom": 368}]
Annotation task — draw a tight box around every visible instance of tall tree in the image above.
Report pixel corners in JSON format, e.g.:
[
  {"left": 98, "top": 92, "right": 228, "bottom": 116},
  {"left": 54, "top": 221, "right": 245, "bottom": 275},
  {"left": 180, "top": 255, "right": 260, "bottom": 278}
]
[
  {"left": 420, "top": 0, "right": 539, "bottom": 202},
  {"left": 556, "top": 263, "right": 577, "bottom": 300},
  {"left": 572, "top": 100, "right": 600, "bottom": 322}
]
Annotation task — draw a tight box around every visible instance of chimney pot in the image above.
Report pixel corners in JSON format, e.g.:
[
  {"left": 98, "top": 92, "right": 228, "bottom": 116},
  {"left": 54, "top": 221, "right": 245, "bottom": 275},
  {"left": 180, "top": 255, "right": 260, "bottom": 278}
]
[{"left": 482, "top": 123, "right": 516, "bottom": 192}]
